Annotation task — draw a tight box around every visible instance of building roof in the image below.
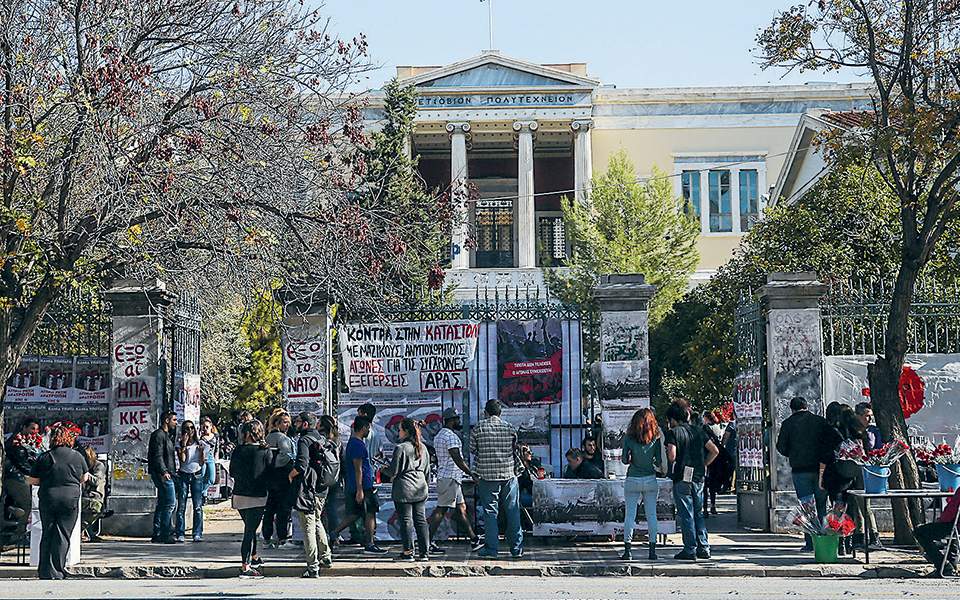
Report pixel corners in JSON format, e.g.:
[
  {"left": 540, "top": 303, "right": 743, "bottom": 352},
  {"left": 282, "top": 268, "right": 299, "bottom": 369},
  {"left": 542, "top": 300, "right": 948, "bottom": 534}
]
[{"left": 769, "top": 109, "right": 872, "bottom": 206}]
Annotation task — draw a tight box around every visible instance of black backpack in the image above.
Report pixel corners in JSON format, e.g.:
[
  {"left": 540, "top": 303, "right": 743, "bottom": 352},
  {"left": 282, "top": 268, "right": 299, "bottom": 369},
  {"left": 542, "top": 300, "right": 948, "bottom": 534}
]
[{"left": 308, "top": 438, "right": 340, "bottom": 490}]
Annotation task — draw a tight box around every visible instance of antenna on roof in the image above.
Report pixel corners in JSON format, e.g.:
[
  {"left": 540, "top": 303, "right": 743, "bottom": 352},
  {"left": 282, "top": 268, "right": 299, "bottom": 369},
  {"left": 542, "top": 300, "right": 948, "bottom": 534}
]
[{"left": 481, "top": 0, "right": 495, "bottom": 51}]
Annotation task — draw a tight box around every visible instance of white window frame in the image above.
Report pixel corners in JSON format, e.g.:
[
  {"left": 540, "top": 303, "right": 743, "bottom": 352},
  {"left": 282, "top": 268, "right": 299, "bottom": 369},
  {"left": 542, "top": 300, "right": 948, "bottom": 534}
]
[{"left": 672, "top": 154, "right": 767, "bottom": 236}]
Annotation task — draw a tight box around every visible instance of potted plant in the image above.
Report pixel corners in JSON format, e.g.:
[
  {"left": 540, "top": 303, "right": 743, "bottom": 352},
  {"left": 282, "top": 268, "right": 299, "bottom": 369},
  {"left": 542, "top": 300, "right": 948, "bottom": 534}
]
[
  {"left": 915, "top": 441, "right": 960, "bottom": 492},
  {"left": 837, "top": 439, "right": 910, "bottom": 494},
  {"left": 790, "top": 502, "right": 856, "bottom": 563}
]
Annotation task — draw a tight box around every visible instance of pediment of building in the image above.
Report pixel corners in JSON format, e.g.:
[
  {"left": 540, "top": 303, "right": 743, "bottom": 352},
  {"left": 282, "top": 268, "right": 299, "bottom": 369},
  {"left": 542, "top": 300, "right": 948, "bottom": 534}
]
[{"left": 403, "top": 53, "right": 598, "bottom": 90}]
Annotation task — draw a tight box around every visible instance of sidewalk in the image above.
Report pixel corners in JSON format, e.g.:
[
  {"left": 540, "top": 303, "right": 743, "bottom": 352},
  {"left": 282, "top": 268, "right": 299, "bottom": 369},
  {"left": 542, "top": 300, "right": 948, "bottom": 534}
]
[{"left": 0, "top": 497, "right": 936, "bottom": 579}]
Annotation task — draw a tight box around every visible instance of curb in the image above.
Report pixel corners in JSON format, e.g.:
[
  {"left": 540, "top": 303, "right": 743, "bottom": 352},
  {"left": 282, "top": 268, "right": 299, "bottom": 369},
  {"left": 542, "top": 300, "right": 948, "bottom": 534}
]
[{"left": 0, "top": 562, "right": 925, "bottom": 579}]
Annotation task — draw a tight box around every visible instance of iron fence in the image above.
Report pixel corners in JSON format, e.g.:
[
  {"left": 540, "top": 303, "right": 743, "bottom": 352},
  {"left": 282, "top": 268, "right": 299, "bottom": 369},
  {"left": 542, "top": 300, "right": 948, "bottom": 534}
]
[
  {"left": 821, "top": 276, "right": 960, "bottom": 356},
  {"left": 23, "top": 288, "right": 112, "bottom": 357}
]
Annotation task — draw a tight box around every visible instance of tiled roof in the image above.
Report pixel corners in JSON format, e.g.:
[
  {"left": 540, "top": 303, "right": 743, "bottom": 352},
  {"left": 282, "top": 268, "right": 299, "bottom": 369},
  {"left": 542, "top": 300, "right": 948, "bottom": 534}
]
[{"left": 819, "top": 110, "right": 873, "bottom": 128}]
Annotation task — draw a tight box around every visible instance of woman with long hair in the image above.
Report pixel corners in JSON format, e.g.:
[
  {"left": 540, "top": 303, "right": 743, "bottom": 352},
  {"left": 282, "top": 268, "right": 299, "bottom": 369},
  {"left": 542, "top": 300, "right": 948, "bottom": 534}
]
[
  {"left": 620, "top": 408, "right": 664, "bottom": 561},
  {"left": 384, "top": 418, "right": 431, "bottom": 561},
  {"left": 175, "top": 420, "right": 207, "bottom": 542},
  {"left": 263, "top": 410, "right": 295, "bottom": 547},
  {"left": 230, "top": 420, "right": 273, "bottom": 578},
  {"left": 80, "top": 446, "right": 107, "bottom": 543},
  {"left": 27, "top": 424, "right": 89, "bottom": 579}
]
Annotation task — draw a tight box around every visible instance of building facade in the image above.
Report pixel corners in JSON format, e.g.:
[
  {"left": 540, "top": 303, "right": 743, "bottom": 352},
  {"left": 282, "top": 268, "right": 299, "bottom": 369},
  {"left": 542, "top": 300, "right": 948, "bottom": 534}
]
[{"left": 364, "top": 52, "right": 872, "bottom": 298}]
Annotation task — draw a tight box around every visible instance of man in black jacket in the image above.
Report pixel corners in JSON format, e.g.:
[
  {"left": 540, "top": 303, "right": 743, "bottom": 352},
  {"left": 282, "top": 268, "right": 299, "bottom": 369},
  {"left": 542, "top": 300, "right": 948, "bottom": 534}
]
[
  {"left": 148, "top": 411, "right": 178, "bottom": 543},
  {"left": 775, "top": 396, "right": 839, "bottom": 551},
  {"left": 288, "top": 413, "right": 335, "bottom": 577},
  {"left": 563, "top": 448, "right": 603, "bottom": 479}
]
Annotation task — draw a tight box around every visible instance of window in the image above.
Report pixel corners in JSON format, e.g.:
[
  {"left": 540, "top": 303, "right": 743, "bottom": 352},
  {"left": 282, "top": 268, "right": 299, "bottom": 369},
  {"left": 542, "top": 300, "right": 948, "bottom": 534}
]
[
  {"left": 708, "top": 170, "right": 732, "bottom": 232},
  {"left": 537, "top": 215, "right": 567, "bottom": 267},
  {"left": 681, "top": 171, "right": 701, "bottom": 218},
  {"left": 739, "top": 169, "right": 760, "bottom": 231},
  {"left": 474, "top": 200, "right": 514, "bottom": 268}
]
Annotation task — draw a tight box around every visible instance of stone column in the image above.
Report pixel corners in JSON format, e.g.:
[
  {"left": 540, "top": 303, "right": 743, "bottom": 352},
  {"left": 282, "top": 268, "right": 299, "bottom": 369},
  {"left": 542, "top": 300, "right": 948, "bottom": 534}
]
[
  {"left": 571, "top": 120, "right": 593, "bottom": 205},
  {"left": 447, "top": 122, "right": 471, "bottom": 270},
  {"left": 760, "top": 272, "right": 828, "bottom": 533},
  {"left": 280, "top": 291, "right": 333, "bottom": 417},
  {"left": 103, "top": 279, "right": 174, "bottom": 537},
  {"left": 514, "top": 120, "right": 538, "bottom": 269},
  {"left": 592, "top": 274, "right": 657, "bottom": 478}
]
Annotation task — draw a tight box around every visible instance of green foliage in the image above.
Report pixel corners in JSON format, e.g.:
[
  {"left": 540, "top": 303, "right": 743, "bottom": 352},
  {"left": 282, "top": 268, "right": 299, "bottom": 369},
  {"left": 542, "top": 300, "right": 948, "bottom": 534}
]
[
  {"left": 231, "top": 291, "right": 282, "bottom": 414},
  {"left": 546, "top": 151, "right": 701, "bottom": 325},
  {"left": 353, "top": 79, "right": 449, "bottom": 297},
  {"left": 650, "top": 163, "right": 905, "bottom": 410}
]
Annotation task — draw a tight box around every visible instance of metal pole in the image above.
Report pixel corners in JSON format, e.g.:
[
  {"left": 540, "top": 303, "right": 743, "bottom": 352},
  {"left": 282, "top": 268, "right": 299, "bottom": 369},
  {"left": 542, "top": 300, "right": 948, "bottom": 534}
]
[{"left": 488, "top": 0, "right": 494, "bottom": 50}]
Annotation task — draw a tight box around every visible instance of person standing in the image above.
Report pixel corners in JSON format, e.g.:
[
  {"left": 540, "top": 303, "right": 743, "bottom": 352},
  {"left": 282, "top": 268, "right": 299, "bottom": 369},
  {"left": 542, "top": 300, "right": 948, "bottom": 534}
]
[
  {"left": 80, "top": 446, "right": 107, "bottom": 543},
  {"left": 665, "top": 399, "right": 719, "bottom": 561},
  {"left": 775, "top": 396, "right": 839, "bottom": 551},
  {"left": 289, "top": 413, "right": 337, "bottom": 578},
  {"left": 470, "top": 399, "right": 523, "bottom": 559},
  {"left": 229, "top": 420, "right": 272, "bottom": 578},
  {"left": 855, "top": 402, "right": 883, "bottom": 450},
  {"left": 427, "top": 408, "right": 480, "bottom": 553},
  {"left": 174, "top": 420, "right": 207, "bottom": 542},
  {"left": 27, "top": 424, "right": 89, "bottom": 580},
  {"left": 3, "top": 417, "right": 43, "bottom": 535},
  {"left": 332, "top": 417, "right": 387, "bottom": 554},
  {"left": 263, "top": 410, "right": 296, "bottom": 547},
  {"left": 620, "top": 407, "right": 664, "bottom": 561},
  {"left": 384, "top": 419, "right": 431, "bottom": 561},
  {"left": 148, "top": 411, "right": 178, "bottom": 544}
]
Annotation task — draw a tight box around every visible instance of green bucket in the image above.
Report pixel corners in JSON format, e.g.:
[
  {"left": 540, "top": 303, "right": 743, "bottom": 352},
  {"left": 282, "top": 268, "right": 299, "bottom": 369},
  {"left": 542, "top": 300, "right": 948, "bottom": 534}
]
[{"left": 812, "top": 534, "right": 840, "bottom": 564}]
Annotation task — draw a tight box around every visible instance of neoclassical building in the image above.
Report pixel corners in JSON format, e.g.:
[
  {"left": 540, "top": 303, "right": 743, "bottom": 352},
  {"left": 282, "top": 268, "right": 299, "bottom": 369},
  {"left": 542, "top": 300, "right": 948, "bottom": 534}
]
[{"left": 364, "top": 52, "right": 872, "bottom": 298}]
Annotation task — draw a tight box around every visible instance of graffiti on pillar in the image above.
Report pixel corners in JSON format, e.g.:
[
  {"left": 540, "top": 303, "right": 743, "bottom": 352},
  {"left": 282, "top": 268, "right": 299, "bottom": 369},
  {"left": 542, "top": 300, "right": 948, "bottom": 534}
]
[
  {"left": 768, "top": 308, "right": 823, "bottom": 489},
  {"left": 109, "top": 317, "right": 160, "bottom": 494},
  {"left": 600, "top": 312, "right": 648, "bottom": 362},
  {"left": 284, "top": 315, "right": 330, "bottom": 416}
]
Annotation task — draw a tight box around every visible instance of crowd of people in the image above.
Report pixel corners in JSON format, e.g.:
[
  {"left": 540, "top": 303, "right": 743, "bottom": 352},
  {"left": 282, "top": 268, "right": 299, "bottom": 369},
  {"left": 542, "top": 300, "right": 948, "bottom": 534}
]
[
  {"left": 6, "top": 393, "right": 955, "bottom": 580},
  {"left": 777, "top": 396, "right": 960, "bottom": 576},
  {"left": 1, "top": 420, "right": 110, "bottom": 579}
]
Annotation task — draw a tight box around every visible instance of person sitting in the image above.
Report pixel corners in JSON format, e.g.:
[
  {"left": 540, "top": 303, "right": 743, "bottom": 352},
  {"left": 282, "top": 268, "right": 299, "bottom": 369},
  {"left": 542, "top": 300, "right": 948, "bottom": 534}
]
[
  {"left": 913, "top": 487, "right": 960, "bottom": 578},
  {"left": 582, "top": 435, "right": 604, "bottom": 473},
  {"left": 80, "top": 446, "right": 110, "bottom": 542},
  {"left": 563, "top": 448, "right": 603, "bottom": 480}
]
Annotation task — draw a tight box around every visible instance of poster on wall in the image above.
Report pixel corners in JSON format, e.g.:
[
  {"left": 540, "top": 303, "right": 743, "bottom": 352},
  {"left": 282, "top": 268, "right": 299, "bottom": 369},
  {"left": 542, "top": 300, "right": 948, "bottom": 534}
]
[
  {"left": 375, "top": 483, "right": 475, "bottom": 541},
  {"left": 3, "top": 356, "right": 110, "bottom": 452},
  {"left": 336, "top": 393, "right": 443, "bottom": 468},
  {"left": 600, "top": 312, "right": 648, "bottom": 362},
  {"left": 530, "top": 478, "right": 675, "bottom": 537},
  {"left": 501, "top": 405, "right": 550, "bottom": 446},
  {"left": 600, "top": 408, "right": 637, "bottom": 478},
  {"left": 173, "top": 371, "right": 201, "bottom": 424},
  {"left": 497, "top": 318, "right": 563, "bottom": 406},
  {"left": 592, "top": 360, "right": 650, "bottom": 405},
  {"left": 340, "top": 321, "right": 480, "bottom": 395},
  {"left": 824, "top": 354, "right": 960, "bottom": 441}
]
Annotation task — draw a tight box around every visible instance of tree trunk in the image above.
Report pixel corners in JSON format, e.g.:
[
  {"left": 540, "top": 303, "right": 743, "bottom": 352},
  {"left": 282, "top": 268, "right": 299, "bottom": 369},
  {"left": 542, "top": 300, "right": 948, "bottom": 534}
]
[{"left": 867, "top": 259, "right": 924, "bottom": 545}]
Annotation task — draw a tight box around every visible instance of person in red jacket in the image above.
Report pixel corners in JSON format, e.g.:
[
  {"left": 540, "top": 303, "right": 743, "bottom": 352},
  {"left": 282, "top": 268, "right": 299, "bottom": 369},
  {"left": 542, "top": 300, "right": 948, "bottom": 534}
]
[{"left": 913, "top": 488, "right": 960, "bottom": 577}]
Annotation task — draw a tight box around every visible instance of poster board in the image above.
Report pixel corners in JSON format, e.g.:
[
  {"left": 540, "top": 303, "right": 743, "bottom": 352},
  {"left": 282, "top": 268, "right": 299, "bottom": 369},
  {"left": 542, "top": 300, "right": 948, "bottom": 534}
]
[
  {"left": 530, "top": 478, "right": 675, "bottom": 537},
  {"left": 497, "top": 319, "right": 563, "bottom": 407}
]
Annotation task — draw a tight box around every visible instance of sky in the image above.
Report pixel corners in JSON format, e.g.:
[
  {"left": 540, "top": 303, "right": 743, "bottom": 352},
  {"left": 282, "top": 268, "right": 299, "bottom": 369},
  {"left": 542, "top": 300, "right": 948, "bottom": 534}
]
[{"left": 315, "top": 0, "right": 864, "bottom": 90}]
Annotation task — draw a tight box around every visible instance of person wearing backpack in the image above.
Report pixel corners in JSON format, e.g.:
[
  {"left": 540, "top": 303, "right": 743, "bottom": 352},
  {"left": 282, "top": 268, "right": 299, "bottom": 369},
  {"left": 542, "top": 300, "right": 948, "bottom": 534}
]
[{"left": 289, "top": 412, "right": 339, "bottom": 578}]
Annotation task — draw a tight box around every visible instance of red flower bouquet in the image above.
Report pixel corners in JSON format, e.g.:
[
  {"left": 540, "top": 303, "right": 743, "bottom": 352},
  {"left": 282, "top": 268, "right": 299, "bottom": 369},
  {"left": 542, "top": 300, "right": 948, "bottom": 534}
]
[
  {"left": 10, "top": 432, "right": 43, "bottom": 450},
  {"left": 915, "top": 442, "right": 960, "bottom": 466},
  {"left": 837, "top": 439, "right": 909, "bottom": 467}
]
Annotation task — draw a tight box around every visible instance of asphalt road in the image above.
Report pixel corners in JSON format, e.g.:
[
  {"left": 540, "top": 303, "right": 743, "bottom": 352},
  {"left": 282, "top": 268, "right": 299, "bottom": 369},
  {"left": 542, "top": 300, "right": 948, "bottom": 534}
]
[{"left": 0, "top": 576, "right": 954, "bottom": 599}]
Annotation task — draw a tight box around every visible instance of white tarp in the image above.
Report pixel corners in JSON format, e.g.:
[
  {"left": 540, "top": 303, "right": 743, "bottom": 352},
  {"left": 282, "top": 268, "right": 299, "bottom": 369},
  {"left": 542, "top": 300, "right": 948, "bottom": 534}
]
[{"left": 823, "top": 354, "right": 960, "bottom": 441}]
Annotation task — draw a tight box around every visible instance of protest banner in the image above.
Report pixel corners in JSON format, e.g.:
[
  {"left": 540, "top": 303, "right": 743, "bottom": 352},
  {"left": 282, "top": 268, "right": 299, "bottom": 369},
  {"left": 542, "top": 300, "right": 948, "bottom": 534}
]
[
  {"left": 336, "top": 393, "right": 444, "bottom": 468},
  {"left": 340, "top": 321, "right": 480, "bottom": 394},
  {"left": 497, "top": 318, "right": 563, "bottom": 406}
]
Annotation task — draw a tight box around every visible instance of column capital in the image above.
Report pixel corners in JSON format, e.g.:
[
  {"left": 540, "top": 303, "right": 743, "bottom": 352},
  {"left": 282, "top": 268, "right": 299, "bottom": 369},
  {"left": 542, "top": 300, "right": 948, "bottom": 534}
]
[
  {"left": 759, "top": 272, "right": 827, "bottom": 310},
  {"left": 512, "top": 120, "right": 539, "bottom": 133},
  {"left": 570, "top": 119, "right": 593, "bottom": 132},
  {"left": 445, "top": 121, "right": 471, "bottom": 135}
]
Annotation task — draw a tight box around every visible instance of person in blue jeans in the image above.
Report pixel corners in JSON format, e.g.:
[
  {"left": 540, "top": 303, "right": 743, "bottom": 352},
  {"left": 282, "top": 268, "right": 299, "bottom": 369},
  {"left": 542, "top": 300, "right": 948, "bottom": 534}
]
[
  {"left": 148, "top": 411, "right": 179, "bottom": 543},
  {"left": 664, "top": 400, "right": 719, "bottom": 561},
  {"left": 776, "top": 396, "right": 839, "bottom": 551},
  {"left": 174, "top": 420, "right": 208, "bottom": 542},
  {"left": 469, "top": 400, "right": 523, "bottom": 558},
  {"left": 620, "top": 407, "right": 665, "bottom": 561}
]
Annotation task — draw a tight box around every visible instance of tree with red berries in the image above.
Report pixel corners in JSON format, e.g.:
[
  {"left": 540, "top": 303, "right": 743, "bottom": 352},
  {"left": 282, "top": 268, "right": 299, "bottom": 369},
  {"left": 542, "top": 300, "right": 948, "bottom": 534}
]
[{"left": 0, "top": 0, "right": 450, "bottom": 491}]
